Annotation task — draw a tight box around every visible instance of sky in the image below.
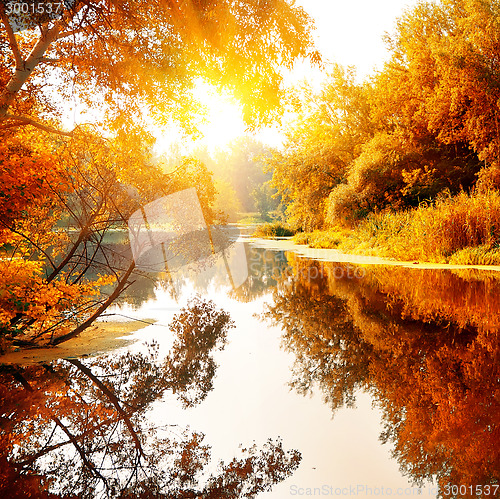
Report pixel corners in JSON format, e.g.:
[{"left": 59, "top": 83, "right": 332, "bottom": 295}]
[
  {"left": 155, "top": 0, "right": 419, "bottom": 154},
  {"left": 63, "top": 0, "right": 419, "bottom": 154},
  {"left": 295, "top": 0, "right": 417, "bottom": 81}
]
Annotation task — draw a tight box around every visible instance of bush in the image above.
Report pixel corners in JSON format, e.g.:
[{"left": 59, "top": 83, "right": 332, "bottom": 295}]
[
  {"left": 449, "top": 245, "right": 500, "bottom": 266},
  {"left": 293, "top": 232, "right": 311, "bottom": 245},
  {"left": 326, "top": 184, "right": 365, "bottom": 225},
  {"left": 253, "top": 222, "right": 296, "bottom": 238},
  {"left": 344, "top": 191, "right": 500, "bottom": 262}
]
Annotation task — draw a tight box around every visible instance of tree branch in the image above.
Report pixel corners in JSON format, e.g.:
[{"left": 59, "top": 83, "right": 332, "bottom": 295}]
[
  {"left": 56, "top": 26, "right": 88, "bottom": 40},
  {"left": 0, "top": 22, "right": 62, "bottom": 118},
  {"left": 0, "top": 114, "right": 74, "bottom": 136},
  {"left": 39, "top": 57, "right": 61, "bottom": 64},
  {"left": 51, "top": 260, "right": 136, "bottom": 345},
  {"left": 66, "top": 358, "right": 145, "bottom": 458},
  {"left": 52, "top": 415, "right": 109, "bottom": 485}
]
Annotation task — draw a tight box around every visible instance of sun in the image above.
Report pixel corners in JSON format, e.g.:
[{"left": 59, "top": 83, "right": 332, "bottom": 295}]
[
  {"left": 154, "top": 78, "right": 283, "bottom": 157},
  {"left": 190, "top": 79, "right": 246, "bottom": 150}
]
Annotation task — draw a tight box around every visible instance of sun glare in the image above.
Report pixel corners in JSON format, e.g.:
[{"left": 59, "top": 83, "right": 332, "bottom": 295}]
[
  {"left": 154, "top": 79, "right": 285, "bottom": 157},
  {"left": 191, "top": 80, "right": 246, "bottom": 150}
]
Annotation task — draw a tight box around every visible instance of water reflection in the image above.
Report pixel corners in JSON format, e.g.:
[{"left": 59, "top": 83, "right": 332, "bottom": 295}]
[
  {"left": 229, "top": 247, "right": 291, "bottom": 303},
  {"left": 115, "top": 246, "right": 291, "bottom": 307},
  {"left": 5, "top": 240, "right": 500, "bottom": 497},
  {"left": 0, "top": 297, "right": 301, "bottom": 497},
  {"left": 265, "top": 255, "right": 500, "bottom": 496}
]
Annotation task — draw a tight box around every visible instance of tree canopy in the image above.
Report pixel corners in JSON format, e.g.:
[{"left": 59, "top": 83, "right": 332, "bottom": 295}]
[
  {"left": 0, "top": 0, "right": 317, "bottom": 135},
  {"left": 270, "top": 0, "right": 500, "bottom": 230}
]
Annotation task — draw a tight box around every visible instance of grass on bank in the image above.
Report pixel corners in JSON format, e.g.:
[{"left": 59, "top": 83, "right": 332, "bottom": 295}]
[
  {"left": 292, "top": 191, "right": 500, "bottom": 265},
  {"left": 252, "top": 221, "right": 297, "bottom": 238}
]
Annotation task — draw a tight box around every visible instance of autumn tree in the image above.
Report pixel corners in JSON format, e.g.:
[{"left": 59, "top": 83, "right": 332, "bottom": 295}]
[
  {"left": 327, "top": 0, "right": 500, "bottom": 224},
  {"left": 268, "top": 65, "right": 373, "bottom": 230},
  {"left": 0, "top": 0, "right": 317, "bottom": 135},
  {"left": 0, "top": 0, "right": 317, "bottom": 349},
  {"left": 0, "top": 128, "right": 171, "bottom": 348},
  {"left": 271, "top": 0, "right": 500, "bottom": 228}
]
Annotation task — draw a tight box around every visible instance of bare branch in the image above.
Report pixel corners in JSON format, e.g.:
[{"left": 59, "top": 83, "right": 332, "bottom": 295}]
[
  {"left": 39, "top": 57, "right": 61, "bottom": 64},
  {"left": 67, "top": 358, "right": 146, "bottom": 458},
  {"left": 51, "top": 261, "right": 136, "bottom": 345}
]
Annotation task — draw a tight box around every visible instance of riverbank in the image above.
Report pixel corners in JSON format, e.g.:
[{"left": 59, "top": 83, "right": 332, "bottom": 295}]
[
  {"left": 0, "top": 319, "right": 153, "bottom": 365},
  {"left": 248, "top": 237, "right": 500, "bottom": 272},
  {"left": 253, "top": 192, "right": 500, "bottom": 266}
]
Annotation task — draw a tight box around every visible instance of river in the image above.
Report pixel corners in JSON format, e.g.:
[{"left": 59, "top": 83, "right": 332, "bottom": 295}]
[{"left": 1, "top": 235, "right": 499, "bottom": 498}]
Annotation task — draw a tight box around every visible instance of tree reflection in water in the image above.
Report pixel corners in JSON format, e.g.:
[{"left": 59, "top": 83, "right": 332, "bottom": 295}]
[
  {"left": 0, "top": 297, "right": 301, "bottom": 498},
  {"left": 265, "top": 256, "right": 500, "bottom": 497}
]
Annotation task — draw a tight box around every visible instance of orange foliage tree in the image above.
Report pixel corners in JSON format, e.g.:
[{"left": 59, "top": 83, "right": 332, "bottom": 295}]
[
  {"left": 0, "top": 0, "right": 317, "bottom": 135},
  {"left": 0, "top": 0, "right": 317, "bottom": 350},
  {"left": 270, "top": 0, "right": 500, "bottom": 228},
  {"left": 268, "top": 65, "right": 373, "bottom": 230}
]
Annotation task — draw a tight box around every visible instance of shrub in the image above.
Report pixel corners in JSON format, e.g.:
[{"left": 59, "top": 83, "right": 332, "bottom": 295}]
[
  {"left": 326, "top": 184, "right": 365, "bottom": 225},
  {"left": 253, "top": 221, "right": 296, "bottom": 238},
  {"left": 449, "top": 246, "right": 500, "bottom": 266},
  {"left": 293, "top": 232, "right": 311, "bottom": 245}
]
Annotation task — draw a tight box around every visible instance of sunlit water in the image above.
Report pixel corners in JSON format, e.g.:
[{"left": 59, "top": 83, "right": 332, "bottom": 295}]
[{"left": 2, "top": 238, "right": 499, "bottom": 497}]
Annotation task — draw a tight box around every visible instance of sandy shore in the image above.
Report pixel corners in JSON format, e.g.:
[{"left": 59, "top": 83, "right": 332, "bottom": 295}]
[
  {"left": 0, "top": 320, "right": 154, "bottom": 365},
  {"left": 248, "top": 237, "right": 500, "bottom": 272}
]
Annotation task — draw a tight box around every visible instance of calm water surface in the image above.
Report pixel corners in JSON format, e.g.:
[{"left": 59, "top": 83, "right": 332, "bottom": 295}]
[{"left": 1, "top": 240, "right": 499, "bottom": 497}]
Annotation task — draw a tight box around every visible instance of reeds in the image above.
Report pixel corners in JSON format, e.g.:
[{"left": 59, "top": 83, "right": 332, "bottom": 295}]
[
  {"left": 253, "top": 221, "right": 296, "bottom": 238},
  {"left": 299, "top": 191, "right": 500, "bottom": 264}
]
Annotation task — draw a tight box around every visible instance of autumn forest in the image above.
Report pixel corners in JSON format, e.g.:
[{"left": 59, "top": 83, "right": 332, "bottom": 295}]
[{"left": 1, "top": 0, "right": 500, "bottom": 497}]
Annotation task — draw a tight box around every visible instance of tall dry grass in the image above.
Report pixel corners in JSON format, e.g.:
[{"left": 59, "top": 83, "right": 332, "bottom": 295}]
[
  {"left": 305, "top": 191, "right": 500, "bottom": 264},
  {"left": 253, "top": 221, "right": 296, "bottom": 238}
]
